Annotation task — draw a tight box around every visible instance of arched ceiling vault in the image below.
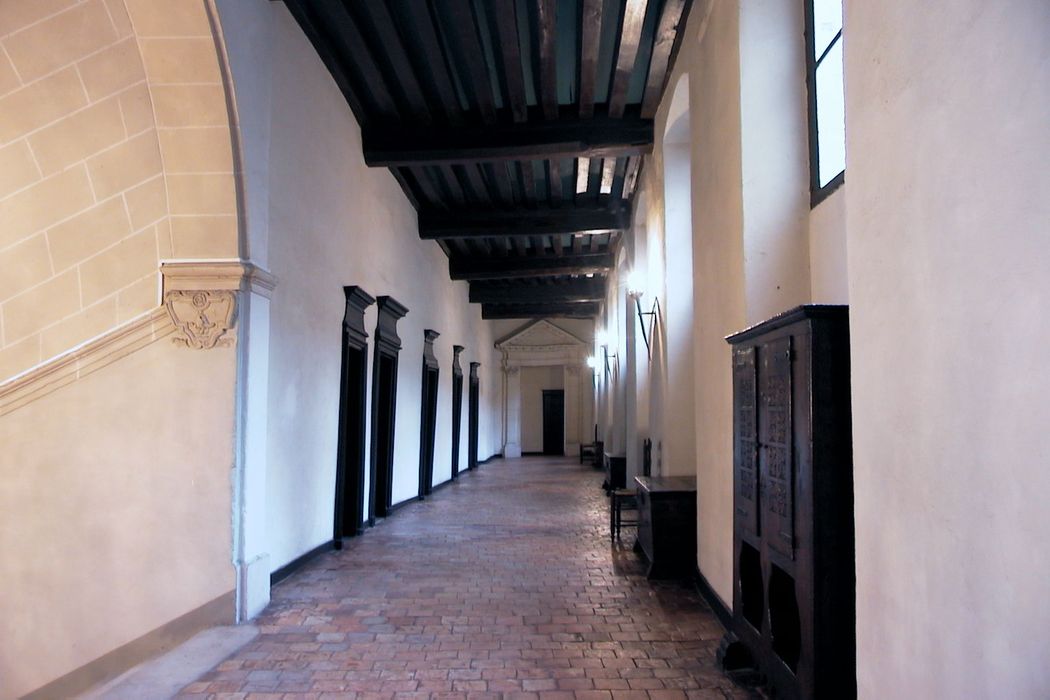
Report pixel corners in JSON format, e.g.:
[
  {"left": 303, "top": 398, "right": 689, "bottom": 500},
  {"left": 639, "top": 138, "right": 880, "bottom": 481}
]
[{"left": 283, "top": 0, "right": 694, "bottom": 320}]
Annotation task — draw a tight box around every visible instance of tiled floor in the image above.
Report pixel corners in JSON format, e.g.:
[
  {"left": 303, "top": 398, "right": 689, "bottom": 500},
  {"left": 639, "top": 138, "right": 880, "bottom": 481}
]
[{"left": 178, "top": 456, "right": 754, "bottom": 699}]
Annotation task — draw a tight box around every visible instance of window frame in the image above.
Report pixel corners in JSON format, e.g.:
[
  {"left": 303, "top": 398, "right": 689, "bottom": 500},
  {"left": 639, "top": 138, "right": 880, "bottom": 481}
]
[{"left": 804, "top": 0, "right": 846, "bottom": 208}]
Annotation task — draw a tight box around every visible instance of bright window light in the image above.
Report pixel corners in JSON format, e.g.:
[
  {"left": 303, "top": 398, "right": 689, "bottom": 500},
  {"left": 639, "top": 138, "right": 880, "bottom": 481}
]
[{"left": 807, "top": 0, "right": 845, "bottom": 199}]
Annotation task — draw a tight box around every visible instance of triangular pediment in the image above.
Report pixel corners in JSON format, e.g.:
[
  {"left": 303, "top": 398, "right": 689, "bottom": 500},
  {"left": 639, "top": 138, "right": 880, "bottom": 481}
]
[{"left": 495, "top": 319, "right": 588, "bottom": 351}]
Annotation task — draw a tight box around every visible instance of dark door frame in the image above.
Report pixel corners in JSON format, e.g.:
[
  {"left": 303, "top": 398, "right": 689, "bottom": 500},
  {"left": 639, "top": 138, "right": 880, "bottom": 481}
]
[
  {"left": 368, "top": 296, "right": 408, "bottom": 525},
  {"left": 542, "top": 389, "right": 565, "bottom": 456},
  {"left": 333, "top": 286, "right": 374, "bottom": 545},
  {"left": 451, "top": 345, "right": 464, "bottom": 479},
  {"left": 468, "top": 362, "right": 480, "bottom": 469},
  {"left": 418, "top": 329, "right": 440, "bottom": 498}
]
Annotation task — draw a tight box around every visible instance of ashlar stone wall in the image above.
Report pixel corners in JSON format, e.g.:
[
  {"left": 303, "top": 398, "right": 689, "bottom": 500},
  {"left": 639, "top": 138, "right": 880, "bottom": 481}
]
[{"left": 0, "top": 0, "right": 239, "bottom": 382}]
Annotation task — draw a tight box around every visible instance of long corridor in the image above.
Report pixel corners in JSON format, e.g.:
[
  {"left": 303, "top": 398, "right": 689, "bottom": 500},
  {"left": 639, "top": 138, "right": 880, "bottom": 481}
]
[{"left": 178, "top": 457, "right": 750, "bottom": 699}]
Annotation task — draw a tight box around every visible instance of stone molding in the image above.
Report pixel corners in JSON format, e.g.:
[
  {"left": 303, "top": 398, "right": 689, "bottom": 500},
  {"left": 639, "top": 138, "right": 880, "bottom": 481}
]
[
  {"left": 160, "top": 260, "right": 277, "bottom": 350},
  {"left": 495, "top": 318, "right": 590, "bottom": 355},
  {"left": 0, "top": 260, "right": 277, "bottom": 414},
  {"left": 0, "top": 307, "right": 174, "bottom": 418}
]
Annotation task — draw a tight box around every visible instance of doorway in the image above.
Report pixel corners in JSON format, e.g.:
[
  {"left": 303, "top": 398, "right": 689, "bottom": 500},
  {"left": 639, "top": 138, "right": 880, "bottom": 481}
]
[
  {"left": 335, "top": 344, "right": 367, "bottom": 539},
  {"left": 370, "top": 352, "right": 397, "bottom": 521},
  {"left": 368, "top": 296, "right": 407, "bottom": 524},
  {"left": 451, "top": 346, "right": 464, "bottom": 478},
  {"left": 419, "top": 329, "right": 440, "bottom": 497},
  {"left": 334, "top": 286, "right": 374, "bottom": 543},
  {"left": 468, "top": 362, "right": 480, "bottom": 469},
  {"left": 542, "top": 390, "right": 565, "bottom": 455},
  {"left": 419, "top": 366, "right": 439, "bottom": 496}
]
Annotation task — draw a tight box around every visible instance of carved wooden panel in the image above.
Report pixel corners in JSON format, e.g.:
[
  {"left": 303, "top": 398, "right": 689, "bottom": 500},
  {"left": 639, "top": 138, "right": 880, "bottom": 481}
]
[
  {"left": 725, "top": 306, "right": 854, "bottom": 698},
  {"left": 759, "top": 336, "right": 794, "bottom": 559},
  {"left": 732, "top": 346, "right": 759, "bottom": 536}
]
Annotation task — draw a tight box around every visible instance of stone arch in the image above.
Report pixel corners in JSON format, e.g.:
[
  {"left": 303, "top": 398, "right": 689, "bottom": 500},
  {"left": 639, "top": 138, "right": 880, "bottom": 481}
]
[{"left": 0, "top": 0, "right": 243, "bottom": 382}]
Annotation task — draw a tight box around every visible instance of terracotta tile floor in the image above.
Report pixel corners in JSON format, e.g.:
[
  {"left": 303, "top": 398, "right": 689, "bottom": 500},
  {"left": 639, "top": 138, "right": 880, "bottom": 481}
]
[{"left": 178, "top": 456, "right": 754, "bottom": 699}]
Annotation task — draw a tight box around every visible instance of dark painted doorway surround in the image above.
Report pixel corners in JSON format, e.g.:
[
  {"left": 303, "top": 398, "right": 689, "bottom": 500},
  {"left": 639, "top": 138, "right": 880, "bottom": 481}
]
[
  {"left": 334, "top": 286, "right": 374, "bottom": 545},
  {"left": 418, "top": 329, "right": 440, "bottom": 498},
  {"left": 451, "top": 346, "right": 464, "bottom": 479},
  {"left": 369, "top": 296, "right": 407, "bottom": 524},
  {"left": 542, "top": 390, "right": 565, "bottom": 456},
  {"left": 468, "top": 362, "right": 480, "bottom": 469}
]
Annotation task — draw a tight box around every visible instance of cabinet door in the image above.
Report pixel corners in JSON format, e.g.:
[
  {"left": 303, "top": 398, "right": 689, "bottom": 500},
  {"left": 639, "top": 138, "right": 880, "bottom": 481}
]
[
  {"left": 759, "top": 337, "right": 795, "bottom": 559},
  {"left": 733, "top": 346, "right": 760, "bottom": 535}
]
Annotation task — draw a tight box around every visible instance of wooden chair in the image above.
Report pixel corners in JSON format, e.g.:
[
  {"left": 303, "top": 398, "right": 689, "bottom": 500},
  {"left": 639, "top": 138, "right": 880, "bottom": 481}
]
[
  {"left": 609, "top": 487, "right": 639, "bottom": 541},
  {"left": 579, "top": 442, "right": 598, "bottom": 465}
]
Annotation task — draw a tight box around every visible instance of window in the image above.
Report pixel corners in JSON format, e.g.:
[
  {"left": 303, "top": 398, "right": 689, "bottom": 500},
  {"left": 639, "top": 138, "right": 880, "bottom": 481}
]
[{"left": 806, "top": 0, "right": 845, "bottom": 204}]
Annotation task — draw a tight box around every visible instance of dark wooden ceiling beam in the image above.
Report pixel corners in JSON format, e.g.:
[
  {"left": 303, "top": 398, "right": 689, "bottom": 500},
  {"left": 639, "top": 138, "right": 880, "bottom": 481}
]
[
  {"left": 363, "top": 117, "right": 653, "bottom": 166},
  {"left": 533, "top": 0, "right": 559, "bottom": 120},
  {"left": 548, "top": 159, "right": 563, "bottom": 203},
  {"left": 419, "top": 204, "right": 631, "bottom": 239},
  {"left": 324, "top": 2, "right": 400, "bottom": 120},
  {"left": 577, "top": 0, "right": 603, "bottom": 119},
  {"left": 469, "top": 278, "right": 605, "bottom": 304},
  {"left": 450, "top": 253, "right": 614, "bottom": 280},
  {"left": 491, "top": 0, "right": 528, "bottom": 123},
  {"left": 608, "top": 0, "right": 650, "bottom": 118},
  {"left": 396, "top": 0, "right": 464, "bottom": 125},
  {"left": 641, "top": 0, "right": 692, "bottom": 119},
  {"left": 482, "top": 302, "right": 599, "bottom": 320},
  {"left": 444, "top": 0, "right": 498, "bottom": 124},
  {"left": 354, "top": 2, "right": 432, "bottom": 124}
]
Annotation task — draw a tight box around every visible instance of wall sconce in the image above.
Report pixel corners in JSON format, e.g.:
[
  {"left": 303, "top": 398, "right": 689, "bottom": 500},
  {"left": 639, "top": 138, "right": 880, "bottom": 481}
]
[
  {"left": 595, "top": 328, "right": 617, "bottom": 377},
  {"left": 626, "top": 270, "right": 659, "bottom": 358}
]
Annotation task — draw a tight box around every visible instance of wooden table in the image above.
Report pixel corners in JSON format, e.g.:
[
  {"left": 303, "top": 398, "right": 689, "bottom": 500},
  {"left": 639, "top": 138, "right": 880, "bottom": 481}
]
[
  {"left": 603, "top": 452, "right": 626, "bottom": 494},
  {"left": 634, "top": 475, "right": 697, "bottom": 579}
]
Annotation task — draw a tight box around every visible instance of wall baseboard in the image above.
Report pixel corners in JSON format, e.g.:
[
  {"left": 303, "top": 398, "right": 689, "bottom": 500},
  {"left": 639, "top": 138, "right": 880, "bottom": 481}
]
[
  {"left": 388, "top": 496, "right": 417, "bottom": 514},
  {"left": 693, "top": 566, "right": 732, "bottom": 629},
  {"left": 431, "top": 477, "right": 454, "bottom": 493},
  {"left": 23, "top": 590, "right": 234, "bottom": 700},
  {"left": 270, "top": 540, "right": 334, "bottom": 586}
]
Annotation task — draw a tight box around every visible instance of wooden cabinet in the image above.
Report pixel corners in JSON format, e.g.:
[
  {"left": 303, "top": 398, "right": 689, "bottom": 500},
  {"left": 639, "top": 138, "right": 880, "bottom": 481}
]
[
  {"left": 721, "top": 306, "right": 855, "bottom": 699},
  {"left": 634, "top": 475, "right": 697, "bottom": 579}
]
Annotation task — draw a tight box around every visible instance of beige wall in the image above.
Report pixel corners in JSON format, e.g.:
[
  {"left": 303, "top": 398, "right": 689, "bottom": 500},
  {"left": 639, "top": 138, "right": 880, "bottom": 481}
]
[
  {"left": 845, "top": 1, "right": 1050, "bottom": 697},
  {"left": 0, "top": 325, "right": 237, "bottom": 699},
  {"left": 808, "top": 188, "right": 848, "bottom": 303},
  {"left": 520, "top": 365, "right": 564, "bottom": 453}
]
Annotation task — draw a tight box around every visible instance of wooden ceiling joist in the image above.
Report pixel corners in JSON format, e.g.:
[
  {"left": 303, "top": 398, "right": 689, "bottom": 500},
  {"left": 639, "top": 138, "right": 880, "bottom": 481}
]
[
  {"left": 468, "top": 278, "right": 606, "bottom": 305},
  {"left": 419, "top": 204, "right": 631, "bottom": 240},
  {"left": 481, "top": 302, "right": 601, "bottom": 320},
  {"left": 450, "top": 253, "right": 614, "bottom": 281},
  {"left": 362, "top": 116, "right": 653, "bottom": 167}
]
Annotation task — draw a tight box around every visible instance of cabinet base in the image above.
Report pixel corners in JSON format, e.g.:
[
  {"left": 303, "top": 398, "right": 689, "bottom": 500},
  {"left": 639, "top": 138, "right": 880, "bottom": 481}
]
[{"left": 717, "top": 632, "right": 765, "bottom": 686}]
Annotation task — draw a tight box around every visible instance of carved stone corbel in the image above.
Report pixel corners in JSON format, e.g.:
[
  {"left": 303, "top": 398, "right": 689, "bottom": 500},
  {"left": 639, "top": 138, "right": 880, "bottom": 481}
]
[
  {"left": 160, "top": 260, "right": 276, "bottom": 350},
  {"left": 165, "top": 290, "right": 236, "bottom": 349}
]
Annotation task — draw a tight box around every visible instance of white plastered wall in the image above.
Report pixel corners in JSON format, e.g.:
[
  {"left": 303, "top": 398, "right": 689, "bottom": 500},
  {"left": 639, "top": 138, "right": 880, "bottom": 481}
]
[
  {"left": 218, "top": 1, "right": 504, "bottom": 575},
  {"left": 845, "top": 1, "right": 1050, "bottom": 696}
]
